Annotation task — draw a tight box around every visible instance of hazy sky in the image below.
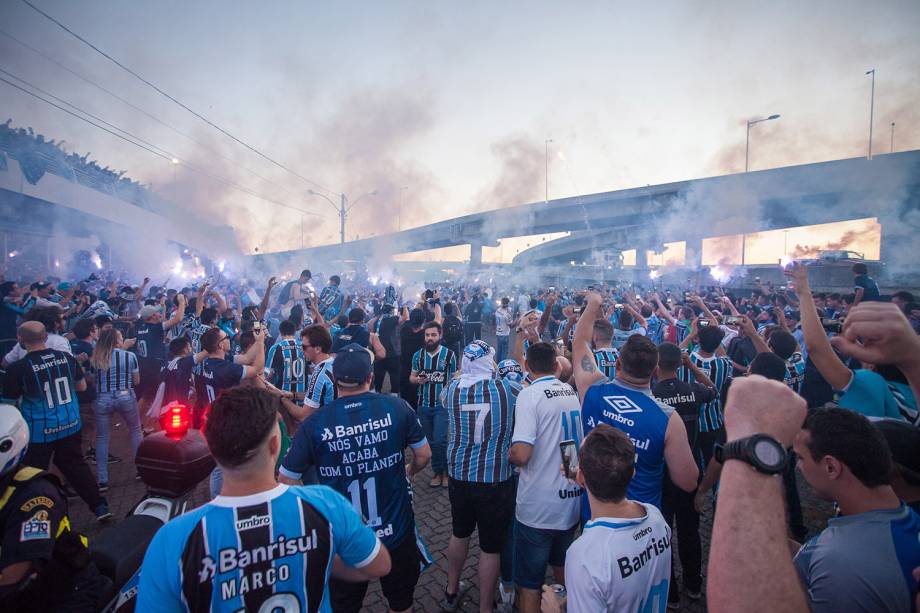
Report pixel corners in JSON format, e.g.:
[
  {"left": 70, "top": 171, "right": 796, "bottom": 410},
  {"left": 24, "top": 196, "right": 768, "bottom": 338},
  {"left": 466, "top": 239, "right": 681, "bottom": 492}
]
[{"left": 1, "top": 0, "right": 918, "bottom": 254}]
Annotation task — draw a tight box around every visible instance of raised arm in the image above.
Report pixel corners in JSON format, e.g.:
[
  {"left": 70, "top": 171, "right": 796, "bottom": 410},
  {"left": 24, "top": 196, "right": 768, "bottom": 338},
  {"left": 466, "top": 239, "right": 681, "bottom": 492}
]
[
  {"left": 164, "top": 293, "right": 187, "bottom": 330},
  {"left": 537, "top": 293, "right": 555, "bottom": 335},
  {"left": 785, "top": 263, "right": 852, "bottom": 390},
  {"left": 257, "top": 277, "right": 277, "bottom": 320},
  {"left": 135, "top": 277, "right": 150, "bottom": 302},
  {"left": 832, "top": 302, "right": 920, "bottom": 424},
  {"left": 209, "top": 289, "right": 227, "bottom": 313},
  {"left": 693, "top": 295, "right": 719, "bottom": 326},
  {"left": 738, "top": 316, "right": 771, "bottom": 356},
  {"left": 625, "top": 303, "right": 647, "bottom": 328},
  {"left": 307, "top": 300, "right": 326, "bottom": 328},
  {"left": 720, "top": 295, "right": 741, "bottom": 317},
  {"left": 573, "top": 292, "right": 605, "bottom": 402},
  {"left": 369, "top": 333, "right": 386, "bottom": 360},
  {"left": 707, "top": 376, "right": 808, "bottom": 613},
  {"left": 656, "top": 298, "right": 676, "bottom": 325},
  {"left": 512, "top": 311, "right": 538, "bottom": 365},
  {"left": 195, "top": 282, "right": 209, "bottom": 318},
  {"left": 240, "top": 328, "right": 267, "bottom": 378}
]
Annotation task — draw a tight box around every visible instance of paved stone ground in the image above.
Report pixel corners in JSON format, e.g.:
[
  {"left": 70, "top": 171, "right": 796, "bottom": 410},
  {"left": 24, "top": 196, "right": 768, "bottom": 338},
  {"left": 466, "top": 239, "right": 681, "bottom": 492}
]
[{"left": 67, "top": 327, "right": 836, "bottom": 611}]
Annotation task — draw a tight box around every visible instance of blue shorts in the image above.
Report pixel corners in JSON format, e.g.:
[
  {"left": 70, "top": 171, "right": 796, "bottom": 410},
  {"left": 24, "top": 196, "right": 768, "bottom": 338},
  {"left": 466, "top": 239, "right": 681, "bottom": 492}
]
[{"left": 512, "top": 518, "right": 577, "bottom": 590}]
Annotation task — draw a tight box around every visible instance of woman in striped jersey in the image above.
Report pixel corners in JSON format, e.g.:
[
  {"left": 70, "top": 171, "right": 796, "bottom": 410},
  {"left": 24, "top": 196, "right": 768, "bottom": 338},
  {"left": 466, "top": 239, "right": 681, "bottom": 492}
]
[{"left": 89, "top": 327, "right": 142, "bottom": 491}]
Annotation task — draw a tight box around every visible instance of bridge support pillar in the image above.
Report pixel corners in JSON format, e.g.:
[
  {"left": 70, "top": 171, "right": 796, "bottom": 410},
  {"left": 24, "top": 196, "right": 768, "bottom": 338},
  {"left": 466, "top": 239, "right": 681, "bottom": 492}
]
[
  {"left": 686, "top": 237, "right": 703, "bottom": 269},
  {"left": 470, "top": 240, "right": 483, "bottom": 267}
]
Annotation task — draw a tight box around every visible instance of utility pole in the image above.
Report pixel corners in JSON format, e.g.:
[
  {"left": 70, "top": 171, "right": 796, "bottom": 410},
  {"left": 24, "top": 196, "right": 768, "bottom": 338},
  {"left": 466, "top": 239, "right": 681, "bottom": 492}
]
[
  {"left": 340, "top": 193, "right": 346, "bottom": 244},
  {"left": 891, "top": 122, "right": 895, "bottom": 153},
  {"left": 866, "top": 69, "right": 875, "bottom": 160}
]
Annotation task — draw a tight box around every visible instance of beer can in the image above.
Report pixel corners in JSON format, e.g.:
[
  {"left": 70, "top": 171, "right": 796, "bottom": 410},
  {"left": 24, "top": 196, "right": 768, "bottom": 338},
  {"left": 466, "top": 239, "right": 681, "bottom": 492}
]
[{"left": 549, "top": 583, "right": 566, "bottom": 601}]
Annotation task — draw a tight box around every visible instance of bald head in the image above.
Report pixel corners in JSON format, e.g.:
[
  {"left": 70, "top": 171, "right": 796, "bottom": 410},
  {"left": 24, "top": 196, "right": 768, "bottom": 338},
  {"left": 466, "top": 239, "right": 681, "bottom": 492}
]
[{"left": 18, "top": 321, "right": 48, "bottom": 347}]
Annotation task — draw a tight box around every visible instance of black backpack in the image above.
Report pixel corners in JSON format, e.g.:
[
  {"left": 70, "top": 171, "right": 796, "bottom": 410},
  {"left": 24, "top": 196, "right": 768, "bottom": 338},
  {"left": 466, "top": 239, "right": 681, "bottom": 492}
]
[{"left": 443, "top": 315, "right": 464, "bottom": 346}]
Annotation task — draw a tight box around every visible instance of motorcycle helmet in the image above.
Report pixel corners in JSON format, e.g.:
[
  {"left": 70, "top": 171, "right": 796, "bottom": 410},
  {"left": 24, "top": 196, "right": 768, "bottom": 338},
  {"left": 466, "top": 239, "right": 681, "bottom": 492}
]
[{"left": 0, "top": 404, "right": 29, "bottom": 476}]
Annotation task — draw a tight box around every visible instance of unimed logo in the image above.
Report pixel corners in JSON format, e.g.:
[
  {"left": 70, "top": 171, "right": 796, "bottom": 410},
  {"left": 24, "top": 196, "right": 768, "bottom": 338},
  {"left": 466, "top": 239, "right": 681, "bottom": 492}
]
[{"left": 602, "top": 395, "right": 643, "bottom": 414}]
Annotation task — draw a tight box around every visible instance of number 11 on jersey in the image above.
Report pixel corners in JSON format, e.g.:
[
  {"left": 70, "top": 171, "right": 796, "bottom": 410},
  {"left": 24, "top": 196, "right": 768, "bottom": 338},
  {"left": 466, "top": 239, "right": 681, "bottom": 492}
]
[{"left": 346, "top": 477, "right": 382, "bottom": 528}]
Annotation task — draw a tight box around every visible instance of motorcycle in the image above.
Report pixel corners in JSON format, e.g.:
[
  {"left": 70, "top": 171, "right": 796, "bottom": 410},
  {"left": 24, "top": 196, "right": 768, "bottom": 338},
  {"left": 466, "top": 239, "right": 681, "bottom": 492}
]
[{"left": 90, "top": 404, "right": 214, "bottom": 612}]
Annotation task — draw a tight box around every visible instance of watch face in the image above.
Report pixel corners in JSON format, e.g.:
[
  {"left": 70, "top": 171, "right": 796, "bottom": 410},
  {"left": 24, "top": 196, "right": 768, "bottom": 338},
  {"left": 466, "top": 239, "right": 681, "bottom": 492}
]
[{"left": 753, "top": 439, "right": 785, "bottom": 468}]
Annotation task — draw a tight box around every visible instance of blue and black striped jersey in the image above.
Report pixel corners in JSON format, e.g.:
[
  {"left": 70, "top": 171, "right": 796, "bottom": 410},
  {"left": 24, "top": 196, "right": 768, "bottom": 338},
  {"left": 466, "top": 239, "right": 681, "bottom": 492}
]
[
  {"left": 318, "top": 285, "right": 343, "bottom": 319},
  {"left": 593, "top": 347, "right": 620, "bottom": 381},
  {"left": 187, "top": 318, "right": 212, "bottom": 354},
  {"left": 137, "top": 484, "right": 381, "bottom": 613},
  {"left": 411, "top": 346, "right": 457, "bottom": 408},
  {"left": 2, "top": 349, "right": 84, "bottom": 443},
  {"left": 304, "top": 358, "right": 336, "bottom": 409},
  {"left": 785, "top": 352, "right": 806, "bottom": 394},
  {"left": 678, "top": 352, "right": 733, "bottom": 432},
  {"left": 267, "top": 339, "right": 307, "bottom": 397},
  {"left": 95, "top": 348, "right": 139, "bottom": 393},
  {"left": 441, "top": 377, "right": 520, "bottom": 483},
  {"left": 646, "top": 315, "right": 665, "bottom": 346}
]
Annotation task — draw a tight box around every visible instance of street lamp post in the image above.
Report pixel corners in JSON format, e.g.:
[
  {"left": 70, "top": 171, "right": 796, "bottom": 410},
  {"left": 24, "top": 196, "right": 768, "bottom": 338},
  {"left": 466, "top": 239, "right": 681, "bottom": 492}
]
[
  {"left": 308, "top": 189, "right": 378, "bottom": 244},
  {"left": 891, "top": 122, "right": 896, "bottom": 153},
  {"left": 544, "top": 139, "right": 553, "bottom": 203},
  {"left": 745, "top": 114, "right": 780, "bottom": 172},
  {"left": 866, "top": 69, "right": 876, "bottom": 160}
]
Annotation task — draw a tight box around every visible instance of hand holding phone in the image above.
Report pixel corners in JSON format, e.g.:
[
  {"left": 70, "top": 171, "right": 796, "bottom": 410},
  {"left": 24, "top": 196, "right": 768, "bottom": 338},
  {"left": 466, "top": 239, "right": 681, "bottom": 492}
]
[{"left": 560, "top": 440, "right": 579, "bottom": 480}]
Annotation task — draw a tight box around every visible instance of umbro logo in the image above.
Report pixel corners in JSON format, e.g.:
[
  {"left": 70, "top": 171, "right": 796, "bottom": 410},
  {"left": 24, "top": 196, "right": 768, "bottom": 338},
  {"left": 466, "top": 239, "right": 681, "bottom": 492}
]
[{"left": 602, "top": 396, "right": 643, "bottom": 414}]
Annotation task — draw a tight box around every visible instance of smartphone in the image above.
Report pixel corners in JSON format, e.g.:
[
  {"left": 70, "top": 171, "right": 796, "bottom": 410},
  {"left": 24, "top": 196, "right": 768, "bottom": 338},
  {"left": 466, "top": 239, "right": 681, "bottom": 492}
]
[
  {"left": 253, "top": 320, "right": 262, "bottom": 332},
  {"left": 724, "top": 315, "right": 742, "bottom": 325},
  {"left": 821, "top": 318, "right": 843, "bottom": 333},
  {"left": 699, "top": 320, "right": 711, "bottom": 327},
  {"left": 573, "top": 306, "right": 583, "bottom": 315},
  {"left": 304, "top": 297, "right": 312, "bottom": 307},
  {"left": 614, "top": 303, "right": 624, "bottom": 309},
  {"left": 560, "top": 440, "right": 579, "bottom": 480}
]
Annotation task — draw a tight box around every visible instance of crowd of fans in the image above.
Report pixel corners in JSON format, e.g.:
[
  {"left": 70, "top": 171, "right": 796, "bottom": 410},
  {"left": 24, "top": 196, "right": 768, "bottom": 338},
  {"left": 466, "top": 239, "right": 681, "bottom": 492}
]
[
  {"left": 0, "top": 258, "right": 918, "bottom": 612},
  {"left": 0, "top": 120, "right": 152, "bottom": 209}
]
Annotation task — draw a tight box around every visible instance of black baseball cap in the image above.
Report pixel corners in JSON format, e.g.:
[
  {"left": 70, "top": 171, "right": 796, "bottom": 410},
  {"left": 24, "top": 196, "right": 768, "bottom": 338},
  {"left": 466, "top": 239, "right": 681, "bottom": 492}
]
[
  {"left": 30, "top": 281, "right": 50, "bottom": 291},
  {"left": 333, "top": 343, "right": 373, "bottom": 385}
]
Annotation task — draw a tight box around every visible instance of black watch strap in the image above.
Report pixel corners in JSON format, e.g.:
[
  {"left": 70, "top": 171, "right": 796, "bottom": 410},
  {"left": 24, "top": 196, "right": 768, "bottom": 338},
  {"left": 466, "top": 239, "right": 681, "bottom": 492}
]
[{"left": 715, "top": 434, "right": 787, "bottom": 475}]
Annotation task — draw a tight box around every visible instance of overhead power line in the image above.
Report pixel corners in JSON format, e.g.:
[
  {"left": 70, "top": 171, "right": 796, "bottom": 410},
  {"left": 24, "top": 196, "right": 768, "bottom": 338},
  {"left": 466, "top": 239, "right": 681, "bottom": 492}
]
[
  {"left": 0, "top": 73, "right": 326, "bottom": 219},
  {"left": 0, "top": 27, "right": 319, "bottom": 206},
  {"left": 19, "top": 0, "right": 337, "bottom": 197}
]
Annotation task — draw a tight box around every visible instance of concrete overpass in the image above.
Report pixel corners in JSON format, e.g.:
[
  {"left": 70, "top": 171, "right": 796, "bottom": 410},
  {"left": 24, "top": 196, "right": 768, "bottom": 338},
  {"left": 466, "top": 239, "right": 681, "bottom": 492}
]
[
  {"left": 0, "top": 154, "right": 237, "bottom": 269},
  {"left": 257, "top": 150, "right": 920, "bottom": 271}
]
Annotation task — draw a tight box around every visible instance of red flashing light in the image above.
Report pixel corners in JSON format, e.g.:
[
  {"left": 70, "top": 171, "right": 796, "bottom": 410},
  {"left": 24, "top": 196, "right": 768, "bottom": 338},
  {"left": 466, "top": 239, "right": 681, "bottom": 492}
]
[{"left": 160, "top": 404, "right": 191, "bottom": 440}]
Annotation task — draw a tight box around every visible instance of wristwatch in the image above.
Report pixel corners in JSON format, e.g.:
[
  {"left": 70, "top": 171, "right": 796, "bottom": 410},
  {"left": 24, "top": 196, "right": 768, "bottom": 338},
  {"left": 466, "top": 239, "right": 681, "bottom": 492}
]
[{"left": 714, "top": 434, "right": 787, "bottom": 474}]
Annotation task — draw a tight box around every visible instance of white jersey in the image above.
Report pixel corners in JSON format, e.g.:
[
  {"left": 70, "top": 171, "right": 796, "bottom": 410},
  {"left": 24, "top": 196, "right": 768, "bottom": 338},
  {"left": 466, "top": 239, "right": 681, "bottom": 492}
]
[
  {"left": 565, "top": 502, "right": 672, "bottom": 613},
  {"left": 512, "top": 375, "right": 583, "bottom": 530}
]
